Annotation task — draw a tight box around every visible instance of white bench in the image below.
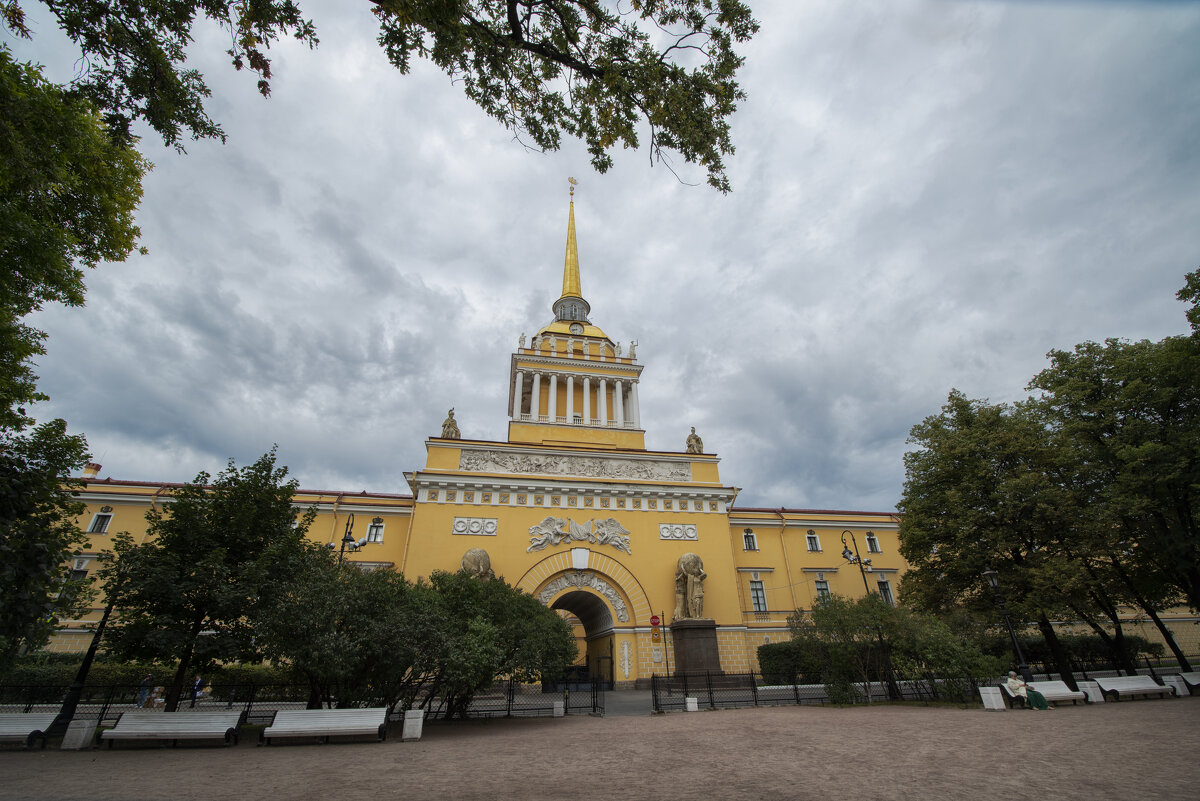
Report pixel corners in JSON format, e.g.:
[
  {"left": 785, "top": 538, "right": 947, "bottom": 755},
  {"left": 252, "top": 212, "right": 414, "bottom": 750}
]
[
  {"left": 0, "top": 713, "right": 58, "bottom": 749},
  {"left": 260, "top": 708, "right": 389, "bottom": 745},
  {"left": 1178, "top": 672, "right": 1200, "bottom": 694},
  {"left": 997, "top": 680, "right": 1087, "bottom": 708},
  {"left": 100, "top": 710, "right": 245, "bottom": 748},
  {"left": 1093, "top": 675, "right": 1175, "bottom": 702}
]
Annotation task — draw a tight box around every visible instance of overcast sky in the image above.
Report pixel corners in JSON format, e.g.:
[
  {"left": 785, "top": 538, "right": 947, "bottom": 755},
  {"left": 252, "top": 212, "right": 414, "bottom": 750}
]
[{"left": 13, "top": 0, "right": 1200, "bottom": 512}]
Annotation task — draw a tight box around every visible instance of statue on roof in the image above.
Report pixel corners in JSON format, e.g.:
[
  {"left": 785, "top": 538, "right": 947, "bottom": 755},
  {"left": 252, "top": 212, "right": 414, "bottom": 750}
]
[
  {"left": 519, "top": 333, "right": 526, "bottom": 349},
  {"left": 441, "top": 409, "right": 461, "bottom": 439},
  {"left": 686, "top": 427, "right": 703, "bottom": 454}
]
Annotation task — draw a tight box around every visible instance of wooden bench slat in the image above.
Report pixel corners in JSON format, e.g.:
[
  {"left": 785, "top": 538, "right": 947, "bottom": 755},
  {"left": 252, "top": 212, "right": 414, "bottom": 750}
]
[
  {"left": 0, "top": 714, "right": 59, "bottom": 748},
  {"left": 260, "top": 708, "right": 389, "bottom": 746},
  {"left": 100, "top": 710, "right": 244, "bottom": 748}
]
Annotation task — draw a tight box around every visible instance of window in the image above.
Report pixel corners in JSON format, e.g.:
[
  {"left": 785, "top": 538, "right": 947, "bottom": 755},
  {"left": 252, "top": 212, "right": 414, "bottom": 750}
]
[
  {"left": 866, "top": 532, "right": 881, "bottom": 553},
  {"left": 750, "top": 580, "right": 767, "bottom": 612},
  {"left": 366, "top": 519, "right": 385, "bottom": 543},
  {"left": 87, "top": 513, "right": 112, "bottom": 534},
  {"left": 815, "top": 580, "right": 831, "bottom": 600},
  {"left": 806, "top": 532, "right": 821, "bottom": 552},
  {"left": 743, "top": 529, "right": 758, "bottom": 551},
  {"left": 877, "top": 578, "right": 895, "bottom": 606}
]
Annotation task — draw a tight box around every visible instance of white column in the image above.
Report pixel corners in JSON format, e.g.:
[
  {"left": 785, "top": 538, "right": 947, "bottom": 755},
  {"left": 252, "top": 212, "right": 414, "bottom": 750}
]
[
  {"left": 614, "top": 379, "right": 625, "bottom": 427},
  {"left": 531, "top": 373, "right": 542, "bottom": 419},
  {"left": 566, "top": 376, "right": 575, "bottom": 423},
  {"left": 512, "top": 371, "right": 524, "bottom": 419},
  {"left": 549, "top": 374, "right": 558, "bottom": 422},
  {"left": 630, "top": 381, "right": 641, "bottom": 428},
  {"left": 598, "top": 379, "right": 609, "bottom": 426},
  {"left": 582, "top": 377, "right": 592, "bottom": 424}
]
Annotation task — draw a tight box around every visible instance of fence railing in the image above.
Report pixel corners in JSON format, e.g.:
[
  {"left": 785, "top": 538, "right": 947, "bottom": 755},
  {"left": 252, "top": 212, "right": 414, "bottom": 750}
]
[
  {"left": 650, "top": 672, "right": 988, "bottom": 712},
  {"left": 0, "top": 677, "right": 606, "bottom": 723}
]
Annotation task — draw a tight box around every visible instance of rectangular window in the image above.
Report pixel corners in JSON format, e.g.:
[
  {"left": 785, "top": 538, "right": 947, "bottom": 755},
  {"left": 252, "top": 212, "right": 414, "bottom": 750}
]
[
  {"left": 815, "top": 580, "right": 831, "bottom": 600},
  {"left": 806, "top": 533, "right": 821, "bottom": 552},
  {"left": 866, "top": 533, "right": 881, "bottom": 553},
  {"left": 87, "top": 513, "right": 112, "bottom": 534},
  {"left": 750, "top": 580, "right": 767, "bottom": 612},
  {"left": 365, "top": 522, "right": 384, "bottom": 543},
  {"left": 878, "top": 579, "right": 895, "bottom": 606},
  {"left": 743, "top": 530, "right": 758, "bottom": 551}
]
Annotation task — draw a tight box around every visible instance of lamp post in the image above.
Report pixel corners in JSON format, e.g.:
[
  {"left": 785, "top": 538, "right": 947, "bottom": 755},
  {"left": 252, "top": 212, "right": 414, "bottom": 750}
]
[
  {"left": 329, "top": 513, "right": 362, "bottom": 564},
  {"left": 840, "top": 530, "right": 873, "bottom": 595},
  {"left": 982, "top": 567, "right": 1033, "bottom": 683},
  {"left": 841, "top": 531, "right": 899, "bottom": 700}
]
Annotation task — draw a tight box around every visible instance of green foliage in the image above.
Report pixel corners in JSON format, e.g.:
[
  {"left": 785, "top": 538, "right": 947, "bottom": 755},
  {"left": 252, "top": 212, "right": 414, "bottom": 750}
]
[
  {"left": 785, "top": 596, "right": 1000, "bottom": 705},
  {"left": 0, "top": 44, "right": 147, "bottom": 427},
  {"left": 104, "top": 450, "right": 315, "bottom": 710},
  {"left": 420, "top": 569, "right": 576, "bottom": 717},
  {"left": 3, "top": 1, "right": 755, "bottom": 191},
  {"left": 255, "top": 559, "right": 576, "bottom": 716},
  {"left": 0, "top": 419, "right": 90, "bottom": 669}
]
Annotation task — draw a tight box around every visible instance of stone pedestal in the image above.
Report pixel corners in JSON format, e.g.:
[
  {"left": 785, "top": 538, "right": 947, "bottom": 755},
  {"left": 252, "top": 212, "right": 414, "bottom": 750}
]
[
  {"left": 401, "top": 709, "right": 425, "bottom": 741},
  {"left": 59, "top": 719, "right": 97, "bottom": 750},
  {"left": 670, "top": 618, "right": 722, "bottom": 676}
]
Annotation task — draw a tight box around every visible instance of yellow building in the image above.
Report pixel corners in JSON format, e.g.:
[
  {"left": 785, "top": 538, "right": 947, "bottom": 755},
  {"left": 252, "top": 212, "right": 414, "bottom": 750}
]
[{"left": 60, "top": 189, "right": 906, "bottom": 687}]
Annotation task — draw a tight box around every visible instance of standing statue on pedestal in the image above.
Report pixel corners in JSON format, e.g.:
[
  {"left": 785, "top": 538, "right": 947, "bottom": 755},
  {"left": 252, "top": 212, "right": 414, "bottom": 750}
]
[
  {"left": 441, "top": 408, "right": 461, "bottom": 439},
  {"left": 519, "top": 333, "right": 526, "bottom": 349},
  {"left": 673, "top": 553, "right": 707, "bottom": 620},
  {"left": 685, "top": 427, "right": 704, "bottom": 453}
]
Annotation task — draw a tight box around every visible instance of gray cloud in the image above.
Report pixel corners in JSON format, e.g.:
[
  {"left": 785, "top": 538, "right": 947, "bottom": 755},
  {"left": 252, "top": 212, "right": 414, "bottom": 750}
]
[{"left": 19, "top": 0, "right": 1200, "bottom": 511}]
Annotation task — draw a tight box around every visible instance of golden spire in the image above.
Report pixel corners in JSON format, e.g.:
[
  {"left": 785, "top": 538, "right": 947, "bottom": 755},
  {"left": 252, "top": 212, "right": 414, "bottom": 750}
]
[{"left": 561, "top": 177, "right": 582, "bottom": 300}]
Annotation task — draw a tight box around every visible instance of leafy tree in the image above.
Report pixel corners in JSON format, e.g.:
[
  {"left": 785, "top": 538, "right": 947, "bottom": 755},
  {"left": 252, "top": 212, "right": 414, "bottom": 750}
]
[
  {"left": 1027, "top": 331, "right": 1199, "bottom": 670},
  {"left": 419, "top": 569, "right": 575, "bottom": 718},
  {"left": 789, "top": 594, "right": 896, "bottom": 704},
  {"left": 1, "top": 45, "right": 147, "bottom": 425},
  {"left": 103, "top": 450, "right": 315, "bottom": 710},
  {"left": 3, "top": 0, "right": 757, "bottom": 191},
  {"left": 897, "top": 391, "right": 1081, "bottom": 686},
  {"left": 255, "top": 548, "right": 442, "bottom": 710},
  {"left": 0, "top": 419, "right": 91, "bottom": 669}
]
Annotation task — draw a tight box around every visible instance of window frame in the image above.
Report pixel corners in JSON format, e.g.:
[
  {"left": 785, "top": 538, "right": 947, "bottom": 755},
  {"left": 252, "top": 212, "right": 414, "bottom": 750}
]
[
  {"left": 365, "top": 521, "right": 385, "bottom": 543},
  {"left": 814, "top": 579, "right": 831, "bottom": 600},
  {"left": 877, "top": 578, "right": 895, "bottom": 606},
  {"left": 749, "top": 580, "right": 767, "bottom": 612},
  {"left": 806, "top": 533, "right": 821, "bottom": 552},
  {"left": 743, "top": 530, "right": 758, "bottom": 551},
  {"left": 87, "top": 513, "right": 112, "bottom": 534},
  {"left": 866, "top": 533, "right": 881, "bottom": 553}
]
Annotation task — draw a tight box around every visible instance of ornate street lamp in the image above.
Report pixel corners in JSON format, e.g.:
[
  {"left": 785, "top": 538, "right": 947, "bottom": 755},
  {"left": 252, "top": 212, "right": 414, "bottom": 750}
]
[
  {"left": 983, "top": 567, "right": 1033, "bottom": 682},
  {"left": 841, "top": 530, "right": 874, "bottom": 595},
  {"left": 328, "top": 513, "right": 369, "bottom": 564}
]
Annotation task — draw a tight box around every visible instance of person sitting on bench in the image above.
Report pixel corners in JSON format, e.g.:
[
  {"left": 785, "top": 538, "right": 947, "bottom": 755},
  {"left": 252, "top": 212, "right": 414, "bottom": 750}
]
[{"left": 1007, "top": 671, "right": 1050, "bottom": 710}]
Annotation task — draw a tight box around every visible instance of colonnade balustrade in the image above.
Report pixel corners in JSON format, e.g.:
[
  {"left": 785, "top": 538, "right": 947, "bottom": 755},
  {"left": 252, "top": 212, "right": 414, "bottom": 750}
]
[{"left": 511, "top": 369, "right": 641, "bottom": 429}]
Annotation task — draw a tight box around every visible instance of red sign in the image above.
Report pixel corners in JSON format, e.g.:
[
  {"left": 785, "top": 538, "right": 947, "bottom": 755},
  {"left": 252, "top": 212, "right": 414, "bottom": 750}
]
[{"left": 650, "top": 615, "right": 661, "bottom": 627}]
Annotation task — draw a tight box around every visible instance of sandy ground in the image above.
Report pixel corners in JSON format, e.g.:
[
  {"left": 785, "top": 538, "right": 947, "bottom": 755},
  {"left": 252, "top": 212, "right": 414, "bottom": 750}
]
[{"left": 2, "top": 696, "right": 1197, "bottom": 801}]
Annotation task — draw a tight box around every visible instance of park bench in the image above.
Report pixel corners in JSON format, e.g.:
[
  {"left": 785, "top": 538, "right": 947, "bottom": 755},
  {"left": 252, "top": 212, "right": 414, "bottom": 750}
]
[
  {"left": 259, "top": 708, "right": 389, "bottom": 745},
  {"left": 1093, "top": 676, "right": 1175, "bottom": 702},
  {"left": 0, "top": 713, "right": 58, "bottom": 749},
  {"left": 997, "top": 680, "right": 1087, "bottom": 708},
  {"left": 1177, "top": 672, "right": 1200, "bottom": 694},
  {"left": 100, "top": 710, "right": 245, "bottom": 748}
]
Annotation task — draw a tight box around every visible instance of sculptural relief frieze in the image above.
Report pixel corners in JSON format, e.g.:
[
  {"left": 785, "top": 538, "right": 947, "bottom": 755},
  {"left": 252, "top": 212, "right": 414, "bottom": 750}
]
[
  {"left": 459, "top": 449, "right": 690, "bottom": 481},
  {"left": 659, "top": 523, "right": 698, "bottom": 541},
  {"left": 526, "top": 516, "right": 632, "bottom": 554},
  {"left": 452, "top": 517, "right": 498, "bottom": 536},
  {"left": 537, "top": 571, "right": 629, "bottom": 623}
]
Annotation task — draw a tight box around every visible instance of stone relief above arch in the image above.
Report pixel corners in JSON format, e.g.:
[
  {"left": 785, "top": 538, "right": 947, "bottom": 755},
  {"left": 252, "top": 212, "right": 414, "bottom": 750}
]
[
  {"left": 537, "top": 570, "right": 630, "bottom": 623},
  {"left": 527, "top": 516, "right": 631, "bottom": 554}
]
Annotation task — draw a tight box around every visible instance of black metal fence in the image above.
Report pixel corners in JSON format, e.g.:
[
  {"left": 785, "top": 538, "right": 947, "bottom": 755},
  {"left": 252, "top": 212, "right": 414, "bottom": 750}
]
[
  {"left": 0, "top": 677, "right": 605, "bottom": 726},
  {"left": 650, "top": 672, "right": 988, "bottom": 712}
]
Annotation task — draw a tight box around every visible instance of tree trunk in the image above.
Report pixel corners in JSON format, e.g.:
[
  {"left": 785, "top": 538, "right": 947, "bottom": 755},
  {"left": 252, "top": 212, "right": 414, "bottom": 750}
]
[
  {"left": 1036, "top": 613, "right": 1078, "bottom": 691},
  {"left": 166, "top": 613, "right": 206, "bottom": 711},
  {"left": 1111, "top": 557, "right": 1194, "bottom": 672}
]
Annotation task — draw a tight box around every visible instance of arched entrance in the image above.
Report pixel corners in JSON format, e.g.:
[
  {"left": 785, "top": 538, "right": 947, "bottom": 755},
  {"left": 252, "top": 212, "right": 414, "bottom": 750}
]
[
  {"left": 518, "top": 549, "right": 653, "bottom": 687},
  {"left": 549, "top": 589, "right": 615, "bottom": 687}
]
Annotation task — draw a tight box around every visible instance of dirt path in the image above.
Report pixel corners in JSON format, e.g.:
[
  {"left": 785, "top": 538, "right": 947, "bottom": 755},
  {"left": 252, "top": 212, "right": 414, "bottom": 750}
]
[{"left": 3, "top": 698, "right": 1197, "bottom": 801}]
